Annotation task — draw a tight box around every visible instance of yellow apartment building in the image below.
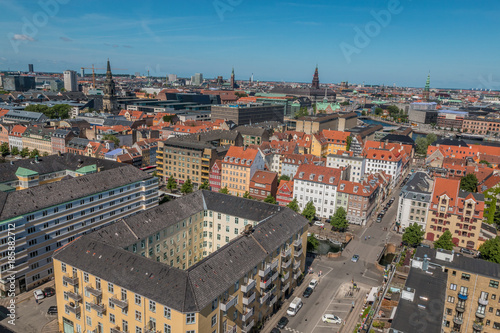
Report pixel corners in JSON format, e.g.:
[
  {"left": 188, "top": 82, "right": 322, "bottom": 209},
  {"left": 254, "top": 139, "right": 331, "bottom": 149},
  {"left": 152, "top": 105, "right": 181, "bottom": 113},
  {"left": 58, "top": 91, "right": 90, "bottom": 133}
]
[{"left": 221, "top": 146, "right": 265, "bottom": 196}]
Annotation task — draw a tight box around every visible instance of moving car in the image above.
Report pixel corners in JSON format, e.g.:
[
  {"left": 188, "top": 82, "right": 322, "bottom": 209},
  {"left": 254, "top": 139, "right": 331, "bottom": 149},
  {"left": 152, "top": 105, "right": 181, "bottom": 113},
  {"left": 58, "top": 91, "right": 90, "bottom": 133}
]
[
  {"left": 33, "top": 289, "right": 45, "bottom": 300},
  {"left": 322, "top": 314, "right": 342, "bottom": 324},
  {"left": 277, "top": 316, "right": 289, "bottom": 329},
  {"left": 303, "top": 287, "right": 313, "bottom": 298},
  {"left": 308, "top": 279, "right": 318, "bottom": 289},
  {"left": 43, "top": 287, "right": 55, "bottom": 297},
  {"left": 351, "top": 254, "right": 360, "bottom": 263},
  {"left": 313, "top": 221, "right": 325, "bottom": 227},
  {"left": 47, "top": 306, "right": 57, "bottom": 315}
]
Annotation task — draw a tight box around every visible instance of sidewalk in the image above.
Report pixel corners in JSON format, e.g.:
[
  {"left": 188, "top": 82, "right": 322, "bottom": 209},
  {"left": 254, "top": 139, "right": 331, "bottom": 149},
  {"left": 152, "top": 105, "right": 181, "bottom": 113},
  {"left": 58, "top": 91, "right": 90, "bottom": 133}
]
[
  {"left": 0, "top": 280, "right": 55, "bottom": 307},
  {"left": 339, "top": 283, "right": 370, "bottom": 333}
]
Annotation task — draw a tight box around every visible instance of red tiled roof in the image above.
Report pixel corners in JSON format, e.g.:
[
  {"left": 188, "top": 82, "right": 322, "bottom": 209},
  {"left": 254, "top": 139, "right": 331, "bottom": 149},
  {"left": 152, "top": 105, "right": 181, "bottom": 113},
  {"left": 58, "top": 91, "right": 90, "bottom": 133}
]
[
  {"left": 250, "top": 170, "right": 277, "bottom": 185},
  {"left": 321, "top": 130, "right": 351, "bottom": 143},
  {"left": 294, "top": 164, "right": 342, "bottom": 186},
  {"left": 223, "top": 146, "right": 259, "bottom": 167}
]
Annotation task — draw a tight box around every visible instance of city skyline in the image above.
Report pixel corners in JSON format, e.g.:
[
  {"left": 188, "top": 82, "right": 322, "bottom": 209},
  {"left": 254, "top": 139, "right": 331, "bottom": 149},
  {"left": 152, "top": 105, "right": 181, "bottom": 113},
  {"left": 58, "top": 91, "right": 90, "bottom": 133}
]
[{"left": 1, "top": 0, "right": 499, "bottom": 89}]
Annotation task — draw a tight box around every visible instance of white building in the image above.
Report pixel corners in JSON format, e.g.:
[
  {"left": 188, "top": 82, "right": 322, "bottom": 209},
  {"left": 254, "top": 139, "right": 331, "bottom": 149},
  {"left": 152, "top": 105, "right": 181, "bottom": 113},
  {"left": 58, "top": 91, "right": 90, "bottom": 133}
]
[
  {"left": 63, "top": 70, "right": 78, "bottom": 92},
  {"left": 396, "top": 172, "right": 433, "bottom": 232},
  {"left": 364, "top": 148, "right": 404, "bottom": 186},
  {"left": 327, "top": 151, "right": 365, "bottom": 182},
  {"left": 293, "top": 164, "right": 343, "bottom": 219}
]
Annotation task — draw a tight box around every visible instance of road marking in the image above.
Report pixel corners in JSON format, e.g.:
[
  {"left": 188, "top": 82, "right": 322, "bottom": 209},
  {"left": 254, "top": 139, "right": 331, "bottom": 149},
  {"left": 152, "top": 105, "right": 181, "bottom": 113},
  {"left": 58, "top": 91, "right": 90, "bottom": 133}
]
[
  {"left": 284, "top": 327, "right": 304, "bottom": 333},
  {"left": 315, "top": 324, "right": 341, "bottom": 328}
]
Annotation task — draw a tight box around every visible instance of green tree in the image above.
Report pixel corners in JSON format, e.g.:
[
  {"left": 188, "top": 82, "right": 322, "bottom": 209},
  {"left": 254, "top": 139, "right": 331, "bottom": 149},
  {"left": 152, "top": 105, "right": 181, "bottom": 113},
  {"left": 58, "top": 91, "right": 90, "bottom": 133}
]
[
  {"left": 361, "top": 111, "right": 367, "bottom": 116},
  {"left": 25, "top": 104, "right": 49, "bottom": 114},
  {"left": 374, "top": 107, "right": 383, "bottom": 116},
  {"left": 279, "top": 175, "right": 290, "bottom": 182},
  {"left": 50, "top": 104, "right": 71, "bottom": 119},
  {"left": 0, "top": 143, "right": 9, "bottom": 157},
  {"left": 219, "top": 186, "right": 229, "bottom": 194},
  {"left": 234, "top": 92, "right": 248, "bottom": 98},
  {"left": 415, "top": 137, "right": 429, "bottom": 155},
  {"left": 198, "top": 180, "right": 210, "bottom": 190},
  {"left": 29, "top": 149, "right": 40, "bottom": 159},
  {"left": 307, "top": 235, "right": 319, "bottom": 252},
  {"left": 243, "top": 191, "right": 252, "bottom": 199},
  {"left": 460, "top": 173, "right": 478, "bottom": 193},
  {"left": 302, "top": 201, "right": 316, "bottom": 222},
  {"left": 294, "top": 107, "right": 309, "bottom": 119},
  {"left": 402, "top": 223, "right": 425, "bottom": 247},
  {"left": 166, "top": 175, "right": 177, "bottom": 191},
  {"left": 42, "top": 152, "right": 49, "bottom": 157},
  {"left": 478, "top": 237, "right": 500, "bottom": 263},
  {"left": 346, "top": 136, "right": 352, "bottom": 151},
  {"left": 11, "top": 147, "right": 19, "bottom": 156},
  {"left": 102, "top": 134, "right": 120, "bottom": 147},
  {"left": 287, "top": 198, "right": 300, "bottom": 213},
  {"left": 20, "top": 147, "right": 29, "bottom": 158},
  {"left": 479, "top": 160, "right": 492, "bottom": 167},
  {"left": 426, "top": 133, "right": 437, "bottom": 145},
  {"left": 387, "top": 105, "right": 399, "bottom": 116},
  {"left": 162, "top": 115, "right": 174, "bottom": 123},
  {"left": 330, "top": 207, "right": 349, "bottom": 231},
  {"left": 434, "top": 230, "right": 455, "bottom": 250},
  {"left": 264, "top": 194, "right": 277, "bottom": 204},
  {"left": 180, "top": 178, "right": 193, "bottom": 194},
  {"left": 340, "top": 101, "right": 350, "bottom": 106}
]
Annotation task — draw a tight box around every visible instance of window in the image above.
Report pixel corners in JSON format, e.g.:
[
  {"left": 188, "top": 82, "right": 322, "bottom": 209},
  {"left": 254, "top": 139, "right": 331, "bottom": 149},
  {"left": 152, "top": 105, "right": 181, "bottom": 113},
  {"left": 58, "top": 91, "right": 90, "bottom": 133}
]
[
  {"left": 135, "top": 310, "right": 142, "bottom": 322},
  {"left": 490, "top": 280, "right": 499, "bottom": 289},
  {"left": 447, "top": 296, "right": 455, "bottom": 303},
  {"left": 459, "top": 286, "right": 468, "bottom": 295},
  {"left": 110, "top": 313, "right": 115, "bottom": 324},
  {"left": 211, "top": 314, "right": 217, "bottom": 327},
  {"left": 461, "top": 273, "right": 470, "bottom": 281},
  {"left": 164, "top": 307, "right": 171, "bottom": 319},
  {"left": 135, "top": 294, "right": 141, "bottom": 305},
  {"left": 450, "top": 283, "right": 457, "bottom": 291},
  {"left": 83, "top": 272, "right": 88, "bottom": 283},
  {"left": 164, "top": 324, "right": 171, "bottom": 333},
  {"left": 186, "top": 313, "right": 196, "bottom": 324},
  {"left": 61, "top": 263, "right": 66, "bottom": 273},
  {"left": 149, "top": 300, "right": 156, "bottom": 312},
  {"left": 108, "top": 282, "right": 114, "bottom": 293}
]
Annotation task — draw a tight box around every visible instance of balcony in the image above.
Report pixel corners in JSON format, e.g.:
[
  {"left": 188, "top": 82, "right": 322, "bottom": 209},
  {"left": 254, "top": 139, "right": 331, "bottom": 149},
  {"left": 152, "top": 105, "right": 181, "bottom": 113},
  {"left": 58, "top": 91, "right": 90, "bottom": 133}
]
[
  {"left": 282, "top": 282, "right": 290, "bottom": 293},
  {"left": 220, "top": 295, "right": 237, "bottom": 311},
  {"left": 293, "top": 270, "right": 302, "bottom": 280},
  {"left": 478, "top": 298, "right": 488, "bottom": 306},
  {"left": 281, "top": 247, "right": 292, "bottom": 258},
  {"left": 293, "top": 239, "right": 302, "bottom": 247},
  {"left": 260, "top": 278, "right": 272, "bottom": 290},
  {"left": 85, "top": 285, "right": 102, "bottom": 297},
  {"left": 242, "top": 292, "right": 256, "bottom": 305},
  {"left": 455, "top": 304, "right": 465, "bottom": 312},
  {"left": 475, "top": 311, "right": 486, "bottom": 319},
  {"left": 224, "top": 325, "right": 237, "bottom": 333},
  {"left": 458, "top": 292, "right": 468, "bottom": 300},
  {"left": 453, "top": 316, "right": 463, "bottom": 325},
  {"left": 241, "top": 279, "right": 256, "bottom": 293},
  {"left": 259, "top": 265, "right": 271, "bottom": 278},
  {"left": 293, "top": 260, "right": 301, "bottom": 271},
  {"left": 242, "top": 319, "right": 254, "bottom": 333},
  {"left": 65, "top": 303, "right": 81, "bottom": 316},
  {"left": 89, "top": 302, "right": 106, "bottom": 314},
  {"left": 269, "top": 294, "right": 278, "bottom": 306},
  {"left": 242, "top": 307, "right": 254, "bottom": 322},
  {"left": 473, "top": 322, "right": 484, "bottom": 331},
  {"left": 63, "top": 275, "right": 79, "bottom": 286},
  {"left": 281, "top": 271, "right": 289, "bottom": 282},
  {"left": 270, "top": 259, "right": 279, "bottom": 270},
  {"left": 282, "top": 258, "right": 292, "bottom": 269},
  {"left": 271, "top": 270, "right": 279, "bottom": 282},
  {"left": 67, "top": 291, "right": 82, "bottom": 303},
  {"left": 294, "top": 247, "right": 303, "bottom": 257},
  {"left": 260, "top": 291, "right": 271, "bottom": 304},
  {"left": 144, "top": 321, "right": 157, "bottom": 333},
  {"left": 110, "top": 327, "right": 126, "bottom": 333},
  {"left": 109, "top": 296, "right": 128, "bottom": 309}
]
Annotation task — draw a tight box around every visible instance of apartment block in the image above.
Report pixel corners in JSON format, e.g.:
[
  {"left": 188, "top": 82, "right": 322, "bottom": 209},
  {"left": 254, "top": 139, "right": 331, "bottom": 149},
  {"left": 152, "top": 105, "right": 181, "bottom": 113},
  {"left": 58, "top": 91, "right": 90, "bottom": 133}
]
[
  {"left": 221, "top": 146, "right": 265, "bottom": 196},
  {"left": 211, "top": 104, "right": 284, "bottom": 126},
  {"left": 249, "top": 170, "right": 278, "bottom": 200},
  {"left": 53, "top": 191, "right": 308, "bottom": 333},
  {"left": 392, "top": 247, "right": 500, "bottom": 333},
  {"left": 462, "top": 116, "right": 500, "bottom": 135},
  {"left": 209, "top": 159, "right": 222, "bottom": 192},
  {"left": 396, "top": 172, "right": 433, "bottom": 232},
  {"left": 326, "top": 151, "right": 365, "bottom": 182},
  {"left": 22, "top": 126, "right": 56, "bottom": 155},
  {"left": 425, "top": 177, "right": 485, "bottom": 250},
  {"left": 0, "top": 154, "right": 158, "bottom": 295},
  {"left": 363, "top": 141, "right": 412, "bottom": 186}
]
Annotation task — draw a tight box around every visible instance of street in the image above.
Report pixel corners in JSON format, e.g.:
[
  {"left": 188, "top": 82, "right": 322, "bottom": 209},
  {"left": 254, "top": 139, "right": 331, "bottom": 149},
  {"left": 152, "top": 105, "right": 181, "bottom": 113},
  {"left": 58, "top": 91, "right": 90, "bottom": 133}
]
[{"left": 262, "top": 176, "right": 405, "bottom": 333}]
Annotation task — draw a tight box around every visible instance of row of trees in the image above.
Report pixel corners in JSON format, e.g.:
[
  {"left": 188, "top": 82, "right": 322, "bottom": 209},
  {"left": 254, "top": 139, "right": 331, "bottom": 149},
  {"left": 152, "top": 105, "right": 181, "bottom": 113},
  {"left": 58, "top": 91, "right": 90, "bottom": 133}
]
[
  {"left": 25, "top": 104, "right": 72, "bottom": 119},
  {"left": 402, "top": 223, "right": 500, "bottom": 263},
  {"left": 0, "top": 143, "right": 45, "bottom": 158}
]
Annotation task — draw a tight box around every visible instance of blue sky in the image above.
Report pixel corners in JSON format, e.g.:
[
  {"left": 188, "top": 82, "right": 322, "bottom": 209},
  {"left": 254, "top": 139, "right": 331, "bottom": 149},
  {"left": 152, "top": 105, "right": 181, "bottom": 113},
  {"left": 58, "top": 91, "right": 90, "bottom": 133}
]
[{"left": 1, "top": 0, "right": 499, "bottom": 89}]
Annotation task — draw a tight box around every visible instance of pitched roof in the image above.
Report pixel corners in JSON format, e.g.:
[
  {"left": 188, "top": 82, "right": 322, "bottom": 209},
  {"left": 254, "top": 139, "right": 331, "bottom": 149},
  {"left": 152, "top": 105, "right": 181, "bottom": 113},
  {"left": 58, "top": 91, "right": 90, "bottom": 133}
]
[
  {"left": 321, "top": 129, "right": 351, "bottom": 143},
  {"left": 250, "top": 170, "right": 277, "bottom": 185},
  {"left": 294, "top": 164, "right": 342, "bottom": 186},
  {"left": 223, "top": 146, "right": 259, "bottom": 167}
]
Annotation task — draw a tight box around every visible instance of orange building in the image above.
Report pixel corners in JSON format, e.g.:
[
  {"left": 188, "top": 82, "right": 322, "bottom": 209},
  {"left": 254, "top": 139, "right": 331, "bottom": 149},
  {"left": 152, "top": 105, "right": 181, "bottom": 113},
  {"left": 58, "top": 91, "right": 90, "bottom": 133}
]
[{"left": 221, "top": 146, "right": 265, "bottom": 196}]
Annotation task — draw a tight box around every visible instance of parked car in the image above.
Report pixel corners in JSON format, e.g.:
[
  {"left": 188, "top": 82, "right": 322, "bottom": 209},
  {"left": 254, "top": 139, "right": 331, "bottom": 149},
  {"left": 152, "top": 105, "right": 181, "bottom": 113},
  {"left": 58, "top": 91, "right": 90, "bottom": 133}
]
[
  {"left": 33, "top": 289, "right": 45, "bottom": 300},
  {"left": 313, "top": 221, "right": 325, "bottom": 227},
  {"left": 376, "top": 216, "right": 382, "bottom": 223},
  {"left": 460, "top": 247, "right": 474, "bottom": 255},
  {"left": 277, "top": 316, "right": 289, "bottom": 329},
  {"left": 308, "top": 279, "right": 318, "bottom": 289},
  {"left": 351, "top": 254, "right": 360, "bottom": 263},
  {"left": 271, "top": 329, "right": 281, "bottom": 333},
  {"left": 322, "top": 314, "right": 342, "bottom": 324},
  {"left": 47, "top": 306, "right": 57, "bottom": 315},
  {"left": 43, "top": 287, "right": 55, "bottom": 297},
  {"left": 303, "top": 287, "right": 313, "bottom": 298}
]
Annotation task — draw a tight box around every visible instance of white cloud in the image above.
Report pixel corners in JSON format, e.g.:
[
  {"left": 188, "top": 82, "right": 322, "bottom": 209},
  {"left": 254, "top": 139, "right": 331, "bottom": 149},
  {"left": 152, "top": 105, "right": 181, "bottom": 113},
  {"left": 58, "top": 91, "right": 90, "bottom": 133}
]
[{"left": 12, "top": 34, "right": 35, "bottom": 42}]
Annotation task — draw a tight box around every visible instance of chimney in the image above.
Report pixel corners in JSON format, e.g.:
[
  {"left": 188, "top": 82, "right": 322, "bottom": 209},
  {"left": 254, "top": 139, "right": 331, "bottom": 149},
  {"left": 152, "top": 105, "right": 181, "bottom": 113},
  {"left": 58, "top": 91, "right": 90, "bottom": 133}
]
[
  {"left": 197, "top": 134, "right": 201, "bottom": 141},
  {"left": 58, "top": 151, "right": 61, "bottom": 157}
]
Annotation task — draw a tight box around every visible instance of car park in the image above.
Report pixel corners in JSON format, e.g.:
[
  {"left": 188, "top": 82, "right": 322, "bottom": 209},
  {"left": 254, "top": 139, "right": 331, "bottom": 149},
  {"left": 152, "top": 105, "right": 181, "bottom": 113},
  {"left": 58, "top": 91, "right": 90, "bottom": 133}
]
[
  {"left": 47, "top": 306, "right": 57, "bottom": 315},
  {"left": 351, "top": 254, "right": 359, "bottom": 262},
  {"left": 303, "top": 287, "right": 313, "bottom": 298},
  {"left": 308, "top": 279, "right": 318, "bottom": 289},
  {"left": 277, "top": 316, "right": 289, "bottom": 328},
  {"left": 322, "top": 314, "right": 342, "bottom": 324},
  {"left": 43, "top": 287, "right": 55, "bottom": 297},
  {"left": 33, "top": 289, "right": 45, "bottom": 300}
]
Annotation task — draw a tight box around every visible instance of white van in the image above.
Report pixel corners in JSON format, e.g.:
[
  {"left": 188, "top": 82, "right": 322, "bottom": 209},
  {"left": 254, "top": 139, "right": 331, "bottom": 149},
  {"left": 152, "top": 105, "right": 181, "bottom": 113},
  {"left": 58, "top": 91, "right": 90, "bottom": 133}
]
[{"left": 286, "top": 297, "right": 303, "bottom": 316}]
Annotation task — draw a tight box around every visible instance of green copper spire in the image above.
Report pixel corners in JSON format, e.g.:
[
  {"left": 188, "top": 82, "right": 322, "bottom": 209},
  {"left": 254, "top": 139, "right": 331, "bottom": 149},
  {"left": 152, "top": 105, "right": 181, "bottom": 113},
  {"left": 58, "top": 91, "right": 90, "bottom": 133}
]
[{"left": 424, "top": 73, "right": 430, "bottom": 91}]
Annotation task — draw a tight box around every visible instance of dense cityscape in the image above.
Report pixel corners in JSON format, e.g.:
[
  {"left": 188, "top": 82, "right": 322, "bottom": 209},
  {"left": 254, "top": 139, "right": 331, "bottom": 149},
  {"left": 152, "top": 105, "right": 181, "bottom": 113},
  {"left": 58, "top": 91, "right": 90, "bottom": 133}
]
[{"left": 1, "top": 2, "right": 500, "bottom": 333}]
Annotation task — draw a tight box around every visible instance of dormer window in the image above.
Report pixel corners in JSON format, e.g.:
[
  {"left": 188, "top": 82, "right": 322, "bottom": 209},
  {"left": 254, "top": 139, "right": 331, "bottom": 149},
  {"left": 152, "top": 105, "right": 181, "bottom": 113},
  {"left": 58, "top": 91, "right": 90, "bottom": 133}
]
[
  {"left": 299, "top": 172, "right": 305, "bottom": 178},
  {"left": 247, "top": 160, "right": 252, "bottom": 165},
  {"left": 340, "top": 184, "right": 345, "bottom": 190},
  {"left": 329, "top": 177, "right": 335, "bottom": 183},
  {"left": 318, "top": 175, "right": 324, "bottom": 181},
  {"left": 354, "top": 186, "right": 358, "bottom": 192},
  {"left": 309, "top": 174, "right": 315, "bottom": 180}
]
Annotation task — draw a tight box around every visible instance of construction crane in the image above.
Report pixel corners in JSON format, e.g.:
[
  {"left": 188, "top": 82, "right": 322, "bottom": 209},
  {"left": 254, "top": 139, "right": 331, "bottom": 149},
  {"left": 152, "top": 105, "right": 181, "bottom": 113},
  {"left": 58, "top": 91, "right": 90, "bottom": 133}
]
[{"left": 80, "top": 64, "right": 127, "bottom": 88}]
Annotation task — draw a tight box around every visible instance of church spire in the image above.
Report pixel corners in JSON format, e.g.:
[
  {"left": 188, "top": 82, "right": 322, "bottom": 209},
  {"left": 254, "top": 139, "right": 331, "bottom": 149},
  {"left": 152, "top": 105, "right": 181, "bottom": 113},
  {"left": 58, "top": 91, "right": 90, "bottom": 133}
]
[
  {"left": 106, "top": 59, "right": 112, "bottom": 79},
  {"left": 312, "top": 65, "right": 319, "bottom": 90},
  {"left": 423, "top": 72, "right": 430, "bottom": 101}
]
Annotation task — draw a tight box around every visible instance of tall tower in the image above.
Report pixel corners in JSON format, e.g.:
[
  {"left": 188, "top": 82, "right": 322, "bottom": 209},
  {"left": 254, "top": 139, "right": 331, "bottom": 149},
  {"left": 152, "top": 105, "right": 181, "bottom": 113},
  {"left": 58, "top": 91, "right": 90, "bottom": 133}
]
[
  {"left": 312, "top": 65, "right": 319, "bottom": 90},
  {"left": 102, "top": 59, "right": 118, "bottom": 112},
  {"left": 63, "top": 70, "right": 78, "bottom": 92},
  {"left": 230, "top": 67, "right": 235, "bottom": 89},
  {"left": 423, "top": 73, "right": 430, "bottom": 101}
]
